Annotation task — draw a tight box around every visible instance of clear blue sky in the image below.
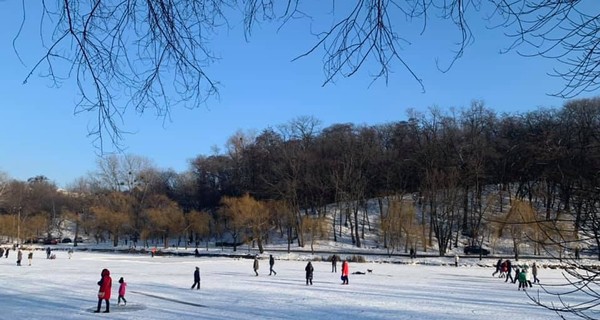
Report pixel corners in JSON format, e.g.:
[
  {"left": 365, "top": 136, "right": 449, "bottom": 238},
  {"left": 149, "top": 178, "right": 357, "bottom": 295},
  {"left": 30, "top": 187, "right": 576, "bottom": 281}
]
[{"left": 0, "top": 2, "right": 593, "bottom": 188}]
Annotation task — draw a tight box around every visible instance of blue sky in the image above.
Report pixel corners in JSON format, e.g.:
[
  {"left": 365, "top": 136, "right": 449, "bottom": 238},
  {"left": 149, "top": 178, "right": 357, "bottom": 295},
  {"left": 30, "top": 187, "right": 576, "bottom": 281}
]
[{"left": 0, "top": 2, "right": 593, "bottom": 187}]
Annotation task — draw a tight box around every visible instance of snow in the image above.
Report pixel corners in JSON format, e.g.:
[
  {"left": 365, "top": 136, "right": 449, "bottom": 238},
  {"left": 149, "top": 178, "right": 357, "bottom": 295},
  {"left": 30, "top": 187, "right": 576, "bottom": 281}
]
[{"left": 0, "top": 248, "right": 590, "bottom": 320}]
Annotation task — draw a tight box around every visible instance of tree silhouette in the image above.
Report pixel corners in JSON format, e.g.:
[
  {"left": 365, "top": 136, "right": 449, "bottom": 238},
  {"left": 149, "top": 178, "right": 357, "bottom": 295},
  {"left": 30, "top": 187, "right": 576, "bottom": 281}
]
[{"left": 10, "top": 1, "right": 598, "bottom": 147}]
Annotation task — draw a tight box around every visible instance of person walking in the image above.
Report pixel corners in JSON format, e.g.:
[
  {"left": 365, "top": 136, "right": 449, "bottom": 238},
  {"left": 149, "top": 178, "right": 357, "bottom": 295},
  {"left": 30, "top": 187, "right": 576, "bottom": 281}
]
[
  {"left": 95, "top": 268, "right": 112, "bottom": 313},
  {"left": 27, "top": 251, "right": 33, "bottom": 266},
  {"left": 191, "top": 267, "right": 201, "bottom": 290},
  {"left": 46, "top": 247, "right": 51, "bottom": 259},
  {"left": 532, "top": 262, "right": 540, "bottom": 284},
  {"left": 492, "top": 259, "right": 502, "bottom": 277},
  {"left": 117, "top": 277, "right": 127, "bottom": 306},
  {"left": 454, "top": 254, "right": 459, "bottom": 267},
  {"left": 517, "top": 268, "right": 527, "bottom": 291},
  {"left": 269, "top": 255, "right": 277, "bottom": 276},
  {"left": 523, "top": 264, "right": 533, "bottom": 288},
  {"left": 68, "top": 248, "right": 73, "bottom": 259},
  {"left": 305, "top": 261, "right": 314, "bottom": 285},
  {"left": 341, "top": 260, "right": 349, "bottom": 285},
  {"left": 16, "top": 249, "right": 22, "bottom": 266},
  {"left": 253, "top": 256, "right": 259, "bottom": 276},
  {"left": 504, "top": 260, "right": 513, "bottom": 283},
  {"left": 4, "top": 248, "right": 9, "bottom": 258},
  {"left": 331, "top": 255, "right": 337, "bottom": 272}
]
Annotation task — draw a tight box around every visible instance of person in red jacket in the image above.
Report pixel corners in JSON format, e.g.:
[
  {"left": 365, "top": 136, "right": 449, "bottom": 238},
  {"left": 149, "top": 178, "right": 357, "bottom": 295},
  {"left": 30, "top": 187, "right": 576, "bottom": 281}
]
[
  {"left": 95, "top": 268, "right": 112, "bottom": 313},
  {"left": 341, "top": 260, "right": 349, "bottom": 285}
]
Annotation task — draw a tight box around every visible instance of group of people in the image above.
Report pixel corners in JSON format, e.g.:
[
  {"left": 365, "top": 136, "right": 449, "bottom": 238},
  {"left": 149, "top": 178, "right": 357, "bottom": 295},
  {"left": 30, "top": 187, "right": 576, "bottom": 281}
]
[
  {"left": 249, "top": 255, "right": 351, "bottom": 286},
  {"left": 0, "top": 246, "right": 22, "bottom": 266},
  {"left": 492, "top": 259, "right": 540, "bottom": 290},
  {"left": 95, "top": 268, "right": 128, "bottom": 313},
  {"left": 6, "top": 246, "right": 70, "bottom": 266}
]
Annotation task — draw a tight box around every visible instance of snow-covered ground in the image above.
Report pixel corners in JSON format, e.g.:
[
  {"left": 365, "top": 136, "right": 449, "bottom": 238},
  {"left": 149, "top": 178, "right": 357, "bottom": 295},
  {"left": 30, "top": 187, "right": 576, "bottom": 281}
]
[{"left": 0, "top": 249, "right": 591, "bottom": 320}]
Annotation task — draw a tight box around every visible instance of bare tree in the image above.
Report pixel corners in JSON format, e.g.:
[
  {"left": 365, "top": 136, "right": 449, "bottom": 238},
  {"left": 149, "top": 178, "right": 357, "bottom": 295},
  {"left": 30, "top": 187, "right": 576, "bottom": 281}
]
[
  {"left": 13, "top": 1, "right": 597, "bottom": 147},
  {"left": 493, "top": 0, "right": 600, "bottom": 98}
]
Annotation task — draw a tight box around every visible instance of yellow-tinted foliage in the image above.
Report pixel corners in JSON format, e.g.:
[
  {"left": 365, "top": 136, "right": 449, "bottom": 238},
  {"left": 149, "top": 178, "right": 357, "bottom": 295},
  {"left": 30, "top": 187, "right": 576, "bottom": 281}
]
[
  {"left": 90, "top": 192, "right": 133, "bottom": 235},
  {"left": 221, "top": 193, "right": 268, "bottom": 233},
  {"left": 147, "top": 197, "right": 185, "bottom": 240},
  {"left": 302, "top": 215, "right": 328, "bottom": 239},
  {"left": 21, "top": 215, "right": 47, "bottom": 240},
  {"left": 187, "top": 210, "right": 212, "bottom": 238},
  {"left": 382, "top": 199, "right": 419, "bottom": 251}
]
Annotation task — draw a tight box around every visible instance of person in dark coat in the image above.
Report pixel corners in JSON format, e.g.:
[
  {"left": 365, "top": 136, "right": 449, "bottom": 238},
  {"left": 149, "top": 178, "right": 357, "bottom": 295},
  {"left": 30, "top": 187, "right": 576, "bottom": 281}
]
[
  {"left": 4, "top": 248, "right": 9, "bottom": 258},
  {"left": 191, "top": 267, "right": 201, "bottom": 290},
  {"left": 16, "top": 249, "right": 22, "bottom": 266},
  {"left": 269, "top": 255, "right": 277, "bottom": 275},
  {"left": 504, "top": 260, "right": 513, "bottom": 283},
  {"left": 253, "top": 257, "right": 259, "bottom": 276},
  {"left": 305, "top": 262, "right": 314, "bottom": 285},
  {"left": 46, "top": 247, "right": 51, "bottom": 259},
  {"left": 95, "top": 268, "right": 112, "bottom": 313},
  {"left": 331, "top": 255, "right": 337, "bottom": 273},
  {"left": 492, "top": 259, "right": 502, "bottom": 277}
]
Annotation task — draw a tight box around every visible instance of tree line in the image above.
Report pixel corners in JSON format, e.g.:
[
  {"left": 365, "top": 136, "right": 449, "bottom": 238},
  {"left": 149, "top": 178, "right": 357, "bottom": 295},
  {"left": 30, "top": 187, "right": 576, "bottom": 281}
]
[{"left": 1, "top": 98, "right": 599, "bottom": 260}]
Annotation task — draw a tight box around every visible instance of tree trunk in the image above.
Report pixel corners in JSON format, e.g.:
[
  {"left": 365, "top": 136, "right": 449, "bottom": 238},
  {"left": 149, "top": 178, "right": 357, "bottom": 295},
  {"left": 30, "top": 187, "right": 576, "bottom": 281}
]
[{"left": 354, "top": 204, "right": 361, "bottom": 248}]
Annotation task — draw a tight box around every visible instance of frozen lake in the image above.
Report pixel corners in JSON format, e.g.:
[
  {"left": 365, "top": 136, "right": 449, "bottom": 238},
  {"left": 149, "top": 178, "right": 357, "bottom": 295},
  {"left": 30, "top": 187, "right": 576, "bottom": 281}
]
[{"left": 0, "top": 250, "right": 588, "bottom": 319}]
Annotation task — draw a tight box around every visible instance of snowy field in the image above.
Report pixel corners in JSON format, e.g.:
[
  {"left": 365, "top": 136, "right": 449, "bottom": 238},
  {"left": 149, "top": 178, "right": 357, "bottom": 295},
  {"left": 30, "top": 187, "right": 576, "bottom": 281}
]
[{"left": 0, "top": 250, "right": 590, "bottom": 320}]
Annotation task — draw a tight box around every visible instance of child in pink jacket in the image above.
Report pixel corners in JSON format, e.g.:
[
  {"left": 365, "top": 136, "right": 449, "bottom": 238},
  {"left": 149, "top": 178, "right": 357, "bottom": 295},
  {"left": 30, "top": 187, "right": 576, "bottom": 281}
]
[{"left": 118, "top": 277, "right": 127, "bottom": 306}]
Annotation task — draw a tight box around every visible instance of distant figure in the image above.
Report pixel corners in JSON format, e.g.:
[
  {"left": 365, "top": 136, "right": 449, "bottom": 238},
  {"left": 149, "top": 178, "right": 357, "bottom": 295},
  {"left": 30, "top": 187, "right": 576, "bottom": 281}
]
[
  {"left": 151, "top": 247, "right": 156, "bottom": 258},
  {"left": 492, "top": 259, "right": 502, "bottom": 277},
  {"left": 253, "top": 257, "right": 259, "bottom": 276},
  {"left": 341, "top": 260, "right": 349, "bottom": 285},
  {"left": 68, "top": 248, "right": 73, "bottom": 259},
  {"left": 513, "top": 267, "right": 520, "bottom": 284},
  {"left": 504, "top": 260, "right": 513, "bottom": 283},
  {"left": 269, "top": 255, "right": 277, "bottom": 276},
  {"left": 523, "top": 265, "right": 533, "bottom": 287},
  {"left": 532, "top": 262, "right": 540, "bottom": 284},
  {"left": 331, "top": 255, "right": 337, "bottom": 273},
  {"left": 0, "top": 247, "right": 4, "bottom": 257},
  {"left": 95, "top": 268, "right": 112, "bottom": 313},
  {"left": 46, "top": 247, "right": 51, "bottom": 259},
  {"left": 409, "top": 248, "right": 415, "bottom": 259},
  {"left": 499, "top": 260, "right": 508, "bottom": 278},
  {"left": 575, "top": 246, "right": 580, "bottom": 260},
  {"left": 191, "top": 267, "right": 201, "bottom": 290},
  {"left": 517, "top": 269, "right": 527, "bottom": 291},
  {"left": 27, "top": 251, "right": 33, "bottom": 266},
  {"left": 194, "top": 248, "right": 200, "bottom": 257},
  {"left": 4, "top": 248, "right": 9, "bottom": 258},
  {"left": 454, "top": 254, "right": 459, "bottom": 267},
  {"left": 16, "top": 249, "right": 22, "bottom": 266},
  {"left": 305, "top": 261, "right": 314, "bottom": 285},
  {"left": 118, "top": 277, "right": 127, "bottom": 306}
]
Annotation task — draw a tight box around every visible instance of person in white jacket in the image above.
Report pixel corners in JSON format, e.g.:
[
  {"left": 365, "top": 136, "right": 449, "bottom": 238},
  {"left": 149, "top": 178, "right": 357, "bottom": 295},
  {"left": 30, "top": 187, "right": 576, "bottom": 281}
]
[
  {"left": 454, "top": 254, "right": 459, "bottom": 267},
  {"left": 523, "top": 264, "right": 533, "bottom": 288}
]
